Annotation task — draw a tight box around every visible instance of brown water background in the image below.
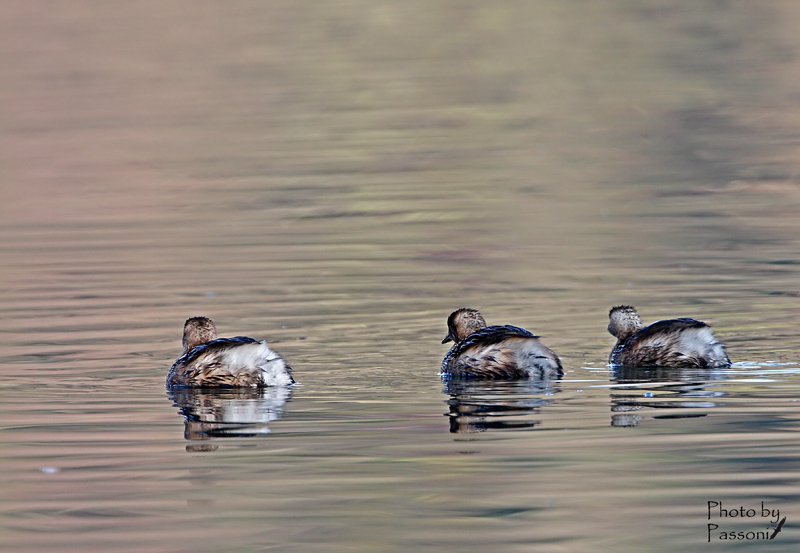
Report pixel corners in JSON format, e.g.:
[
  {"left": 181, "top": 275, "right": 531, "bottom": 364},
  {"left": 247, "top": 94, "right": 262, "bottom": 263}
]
[{"left": 3, "top": 2, "right": 800, "bottom": 551}]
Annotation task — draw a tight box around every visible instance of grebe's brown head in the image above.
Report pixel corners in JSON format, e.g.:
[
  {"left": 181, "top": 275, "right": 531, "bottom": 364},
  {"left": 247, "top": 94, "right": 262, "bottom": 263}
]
[
  {"left": 182, "top": 316, "right": 218, "bottom": 352},
  {"left": 607, "top": 305, "right": 643, "bottom": 341},
  {"left": 442, "top": 308, "right": 487, "bottom": 344}
]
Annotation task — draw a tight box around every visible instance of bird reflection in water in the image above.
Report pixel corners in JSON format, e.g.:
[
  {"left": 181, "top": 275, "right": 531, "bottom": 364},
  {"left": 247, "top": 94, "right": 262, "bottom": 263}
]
[
  {"left": 609, "top": 365, "right": 725, "bottom": 427},
  {"left": 443, "top": 379, "right": 560, "bottom": 434},
  {"left": 168, "top": 387, "right": 292, "bottom": 451}
]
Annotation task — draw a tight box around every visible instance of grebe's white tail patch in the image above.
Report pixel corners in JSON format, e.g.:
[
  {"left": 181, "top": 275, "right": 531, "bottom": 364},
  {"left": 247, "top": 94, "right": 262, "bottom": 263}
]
[
  {"left": 220, "top": 341, "right": 294, "bottom": 386},
  {"left": 678, "top": 327, "right": 730, "bottom": 368}
]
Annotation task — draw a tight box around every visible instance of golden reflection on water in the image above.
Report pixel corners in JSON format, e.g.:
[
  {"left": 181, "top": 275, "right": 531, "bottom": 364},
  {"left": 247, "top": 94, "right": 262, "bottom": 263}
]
[{"left": 3, "top": 1, "right": 800, "bottom": 552}]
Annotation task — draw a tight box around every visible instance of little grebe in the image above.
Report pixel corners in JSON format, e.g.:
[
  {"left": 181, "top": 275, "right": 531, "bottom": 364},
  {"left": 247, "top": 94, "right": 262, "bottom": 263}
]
[
  {"left": 167, "top": 317, "right": 294, "bottom": 387},
  {"left": 607, "top": 305, "right": 730, "bottom": 368},
  {"left": 441, "top": 308, "right": 562, "bottom": 379}
]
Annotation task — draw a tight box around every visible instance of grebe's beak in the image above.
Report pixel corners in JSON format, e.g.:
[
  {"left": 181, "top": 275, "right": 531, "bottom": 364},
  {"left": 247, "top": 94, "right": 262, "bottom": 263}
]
[{"left": 442, "top": 333, "right": 452, "bottom": 344}]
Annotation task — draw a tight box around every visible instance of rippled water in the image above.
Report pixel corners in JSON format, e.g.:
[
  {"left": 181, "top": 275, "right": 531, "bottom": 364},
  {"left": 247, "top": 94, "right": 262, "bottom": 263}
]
[{"left": 3, "top": 2, "right": 800, "bottom": 552}]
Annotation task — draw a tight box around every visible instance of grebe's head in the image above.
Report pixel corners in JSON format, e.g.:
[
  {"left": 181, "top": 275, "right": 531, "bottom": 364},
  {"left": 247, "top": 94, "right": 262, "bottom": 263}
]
[
  {"left": 442, "top": 308, "right": 487, "bottom": 344},
  {"left": 182, "top": 316, "right": 218, "bottom": 352},
  {"left": 607, "top": 305, "right": 643, "bottom": 340}
]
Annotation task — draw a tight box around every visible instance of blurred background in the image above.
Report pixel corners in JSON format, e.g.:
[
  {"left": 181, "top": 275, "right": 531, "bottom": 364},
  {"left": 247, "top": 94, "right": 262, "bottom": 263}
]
[{"left": 2, "top": 2, "right": 800, "bottom": 552}]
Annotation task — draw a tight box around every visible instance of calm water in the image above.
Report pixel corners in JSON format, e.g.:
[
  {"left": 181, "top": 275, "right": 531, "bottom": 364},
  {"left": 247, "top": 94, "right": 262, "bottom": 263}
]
[{"left": 3, "top": 2, "right": 800, "bottom": 552}]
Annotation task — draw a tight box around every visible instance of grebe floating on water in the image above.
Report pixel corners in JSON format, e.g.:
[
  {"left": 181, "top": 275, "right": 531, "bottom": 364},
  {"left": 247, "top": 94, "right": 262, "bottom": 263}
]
[
  {"left": 167, "top": 317, "right": 294, "bottom": 387},
  {"left": 440, "top": 308, "right": 562, "bottom": 379},
  {"left": 607, "top": 305, "right": 730, "bottom": 368}
]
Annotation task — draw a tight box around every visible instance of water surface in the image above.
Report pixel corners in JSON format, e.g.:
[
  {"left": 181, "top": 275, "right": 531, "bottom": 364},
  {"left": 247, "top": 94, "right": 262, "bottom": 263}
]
[{"left": 3, "top": 2, "right": 800, "bottom": 551}]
